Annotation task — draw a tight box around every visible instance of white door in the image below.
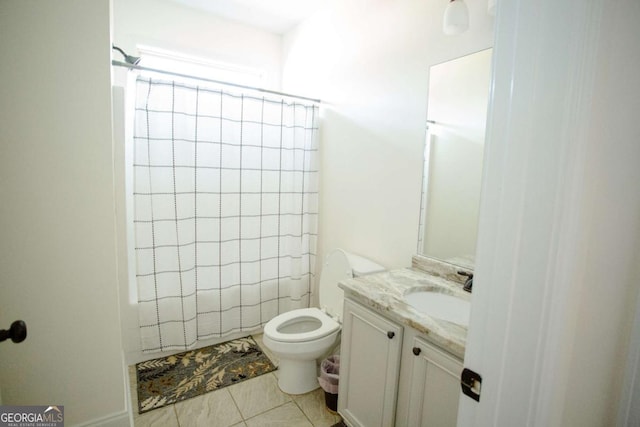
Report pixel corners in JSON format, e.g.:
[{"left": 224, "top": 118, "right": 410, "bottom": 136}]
[{"left": 458, "top": 0, "right": 640, "bottom": 425}]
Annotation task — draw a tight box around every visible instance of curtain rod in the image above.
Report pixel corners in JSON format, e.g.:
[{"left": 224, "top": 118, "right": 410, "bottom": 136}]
[{"left": 111, "top": 60, "right": 322, "bottom": 104}]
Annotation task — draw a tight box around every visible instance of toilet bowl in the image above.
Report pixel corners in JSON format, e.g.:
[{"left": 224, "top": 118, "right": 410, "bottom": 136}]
[{"left": 262, "top": 249, "right": 385, "bottom": 394}]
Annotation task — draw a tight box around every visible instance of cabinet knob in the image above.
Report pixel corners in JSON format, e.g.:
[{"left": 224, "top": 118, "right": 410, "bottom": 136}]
[
  {"left": 0, "top": 320, "right": 27, "bottom": 344},
  {"left": 387, "top": 331, "right": 395, "bottom": 339},
  {"left": 412, "top": 347, "right": 421, "bottom": 356}
]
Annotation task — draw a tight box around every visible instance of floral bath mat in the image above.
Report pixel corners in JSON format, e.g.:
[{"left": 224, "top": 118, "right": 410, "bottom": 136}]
[{"left": 136, "top": 336, "right": 276, "bottom": 413}]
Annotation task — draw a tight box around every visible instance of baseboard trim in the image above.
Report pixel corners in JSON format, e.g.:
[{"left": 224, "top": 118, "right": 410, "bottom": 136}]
[{"left": 73, "top": 410, "right": 130, "bottom": 427}]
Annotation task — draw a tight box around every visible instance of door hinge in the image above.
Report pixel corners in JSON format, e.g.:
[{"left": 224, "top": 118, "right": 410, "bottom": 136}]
[{"left": 460, "top": 368, "right": 482, "bottom": 402}]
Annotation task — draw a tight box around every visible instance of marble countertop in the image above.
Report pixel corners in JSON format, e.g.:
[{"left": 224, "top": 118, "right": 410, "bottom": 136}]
[{"left": 338, "top": 267, "right": 469, "bottom": 359}]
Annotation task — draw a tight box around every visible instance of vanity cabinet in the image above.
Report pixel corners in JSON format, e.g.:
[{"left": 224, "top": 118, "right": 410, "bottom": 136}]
[
  {"left": 395, "top": 330, "right": 463, "bottom": 427},
  {"left": 339, "top": 298, "right": 463, "bottom": 427},
  {"left": 338, "top": 299, "right": 403, "bottom": 427}
]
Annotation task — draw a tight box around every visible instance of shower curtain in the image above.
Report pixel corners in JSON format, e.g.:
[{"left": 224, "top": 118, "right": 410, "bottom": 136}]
[{"left": 132, "top": 76, "right": 319, "bottom": 352}]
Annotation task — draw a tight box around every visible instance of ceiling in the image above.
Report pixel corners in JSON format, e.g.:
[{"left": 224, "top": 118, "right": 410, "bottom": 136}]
[{"left": 168, "top": 0, "right": 327, "bottom": 34}]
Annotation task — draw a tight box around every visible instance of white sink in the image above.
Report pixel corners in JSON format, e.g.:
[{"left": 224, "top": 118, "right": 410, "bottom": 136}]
[{"left": 404, "top": 291, "right": 470, "bottom": 326}]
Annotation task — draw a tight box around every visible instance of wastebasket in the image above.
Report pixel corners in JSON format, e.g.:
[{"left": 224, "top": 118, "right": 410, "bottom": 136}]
[{"left": 318, "top": 355, "right": 340, "bottom": 412}]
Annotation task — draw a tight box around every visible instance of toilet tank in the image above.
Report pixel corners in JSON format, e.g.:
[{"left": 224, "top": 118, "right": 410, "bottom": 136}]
[
  {"left": 346, "top": 252, "right": 387, "bottom": 277},
  {"left": 319, "top": 249, "right": 385, "bottom": 322}
]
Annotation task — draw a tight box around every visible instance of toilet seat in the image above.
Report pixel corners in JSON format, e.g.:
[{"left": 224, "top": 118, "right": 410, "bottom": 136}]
[{"left": 263, "top": 307, "right": 340, "bottom": 343}]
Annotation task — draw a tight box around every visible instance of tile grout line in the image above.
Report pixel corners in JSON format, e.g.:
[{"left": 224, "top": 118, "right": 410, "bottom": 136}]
[
  {"left": 243, "top": 401, "right": 293, "bottom": 424},
  {"left": 226, "top": 385, "right": 247, "bottom": 423},
  {"left": 172, "top": 404, "right": 181, "bottom": 427},
  {"left": 234, "top": 372, "right": 295, "bottom": 423},
  {"left": 291, "top": 397, "right": 315, "bottom": 426}
]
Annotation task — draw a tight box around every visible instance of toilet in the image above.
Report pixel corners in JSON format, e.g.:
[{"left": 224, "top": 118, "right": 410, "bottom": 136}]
[{"left": 262, "top": 249, "right": 385, "bottom": 394}]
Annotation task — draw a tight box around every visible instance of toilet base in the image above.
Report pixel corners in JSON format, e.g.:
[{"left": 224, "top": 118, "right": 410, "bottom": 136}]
[{"left": 276, "top": 358, "right": 320, "bottom": 395}]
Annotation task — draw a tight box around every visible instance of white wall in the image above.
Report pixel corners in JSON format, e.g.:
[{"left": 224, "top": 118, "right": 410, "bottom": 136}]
[
  {"left": 0, "top": 1, "right": 127, "bottom": 426},
  {"left": 282, "top": 0, "right": 494, "bottom": 270},
  {"left": 112, "top": 0, "right": 283, "bottom": 89}
]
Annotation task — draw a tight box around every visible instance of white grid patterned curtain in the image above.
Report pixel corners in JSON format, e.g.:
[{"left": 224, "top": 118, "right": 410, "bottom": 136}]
[{"left": 133, "top": 76, "right": 319, "bottom": 353}]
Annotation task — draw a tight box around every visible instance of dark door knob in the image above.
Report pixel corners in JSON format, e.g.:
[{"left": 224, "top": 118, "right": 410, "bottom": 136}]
[
  {"left": 387, "top": 331, "right": 395, "bottom": 339},
  {"left": 413, "top": 347, "right": 422, "bottom": 356},
  {"left": 0, "top": 320, "right": 27, "bottom": 343}
]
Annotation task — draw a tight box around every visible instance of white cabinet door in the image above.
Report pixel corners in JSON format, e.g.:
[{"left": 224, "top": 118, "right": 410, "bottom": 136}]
[
  {"left": 338, "top": 299, "right": 403, "bottom": 427},
  {"left": 404, "top": 335, "right": 463, "bottom": 427}
]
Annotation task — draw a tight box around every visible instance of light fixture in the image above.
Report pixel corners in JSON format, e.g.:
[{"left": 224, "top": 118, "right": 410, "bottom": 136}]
[{"left": 443, "top": 0, "right": 469, "bottom": 35}]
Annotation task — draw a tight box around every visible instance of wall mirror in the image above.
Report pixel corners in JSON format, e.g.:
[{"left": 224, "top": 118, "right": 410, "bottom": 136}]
[{"left": 417, "top": 48, "right": 493, "bottom": 269}]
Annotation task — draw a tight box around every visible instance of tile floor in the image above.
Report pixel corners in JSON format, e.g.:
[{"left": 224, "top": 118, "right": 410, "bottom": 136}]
[{"left": 129, "top": 334, "right": 342, "bottom": 427}]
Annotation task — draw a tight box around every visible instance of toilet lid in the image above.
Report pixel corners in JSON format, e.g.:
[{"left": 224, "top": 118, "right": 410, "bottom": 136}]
[{"left": 319, "top": 249, "right": 353, "bottom": 320}]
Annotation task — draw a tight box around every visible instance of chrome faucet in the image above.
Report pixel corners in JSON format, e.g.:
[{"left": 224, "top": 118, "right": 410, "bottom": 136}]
[{"left": 457, "top": 271, "right": 474, "bottom": 293}]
